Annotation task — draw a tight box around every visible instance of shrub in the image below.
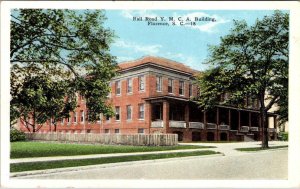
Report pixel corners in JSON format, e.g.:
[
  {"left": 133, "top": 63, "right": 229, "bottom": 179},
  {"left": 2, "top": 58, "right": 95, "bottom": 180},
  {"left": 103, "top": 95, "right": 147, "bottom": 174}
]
[
  {"left": 10, "top": 129, "right": 26, "bottom": 142},
  {"left": 278, "top": 132, "right": 288, "bottom": 141}
]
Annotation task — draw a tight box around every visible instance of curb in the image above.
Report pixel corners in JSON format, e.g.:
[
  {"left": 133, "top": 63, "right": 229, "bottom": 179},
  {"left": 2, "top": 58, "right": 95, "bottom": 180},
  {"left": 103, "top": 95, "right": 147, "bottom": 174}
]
[
  {"left": 11, "top": 148, "right": 214, "bottom": 164},
  {"left": 10, "top": 153, "right": 223, "bottom": 178}
]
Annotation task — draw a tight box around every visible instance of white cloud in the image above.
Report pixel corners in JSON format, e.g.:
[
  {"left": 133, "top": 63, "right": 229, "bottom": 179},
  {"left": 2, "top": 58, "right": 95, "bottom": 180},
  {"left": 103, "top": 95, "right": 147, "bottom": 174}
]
[
  {"left": 121, "top": 10, "right": 158, "bottom": 19},
  {"left": 116, "top": 56, "right": 134, "bottom": 62},
  {"left": 113, "top": 39, "right": 162, "bottom": 54}
]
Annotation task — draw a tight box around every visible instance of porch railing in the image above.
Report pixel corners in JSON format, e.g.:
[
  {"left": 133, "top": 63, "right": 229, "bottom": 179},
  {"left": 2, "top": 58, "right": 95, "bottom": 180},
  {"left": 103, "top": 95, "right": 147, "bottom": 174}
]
[
  {"left": 240, "top": 126, "right": 250, "bottom": 132},
  {"left": 219, "top": 124, "right": 230, "bottom": 130},
  {"left": 189, "top": 122, "right": 204, "bottom": 129},
  {"left": 151, "top": 121, "right": 164, "bottom": 128},
  {"left": 206, "top": 123, "right": 217, "bottom": 129},
  {"left": 169, "top": 121, "right": 186, "bottom": 128},
  {"left": 267, "top": 128, "right": 276, "bottom": 132},
  {"left": 250, "top": 127, "right": 259, "bottom": 132}
]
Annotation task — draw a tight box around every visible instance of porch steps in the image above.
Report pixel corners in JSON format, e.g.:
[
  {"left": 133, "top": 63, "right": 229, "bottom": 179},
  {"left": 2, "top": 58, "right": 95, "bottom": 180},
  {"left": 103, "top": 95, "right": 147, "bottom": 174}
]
[{"left": 243, "top": 135, "right": 255, "bottom": 142}]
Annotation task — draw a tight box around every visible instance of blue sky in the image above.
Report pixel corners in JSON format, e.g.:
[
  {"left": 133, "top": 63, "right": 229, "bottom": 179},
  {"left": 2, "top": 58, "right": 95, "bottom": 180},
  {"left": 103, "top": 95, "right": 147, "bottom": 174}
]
[{"left": 104, "top": 10, "right": 288, "bottom": 71}]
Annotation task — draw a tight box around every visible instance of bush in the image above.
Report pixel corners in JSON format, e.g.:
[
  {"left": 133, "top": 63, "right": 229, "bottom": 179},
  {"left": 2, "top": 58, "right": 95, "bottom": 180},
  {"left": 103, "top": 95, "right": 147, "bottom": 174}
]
[
  {"left": 10, "top": 129, "right": 26, "bottom": 142},
  {"left": 278, "top": 132, "right": 288, "bottom": 141}
]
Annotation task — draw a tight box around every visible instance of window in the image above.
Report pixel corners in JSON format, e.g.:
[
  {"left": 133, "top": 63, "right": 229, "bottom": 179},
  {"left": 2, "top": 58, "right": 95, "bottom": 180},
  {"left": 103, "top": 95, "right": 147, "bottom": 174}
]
[
  {"left": 156, "top": 76, "right": 162, "bottom": 92},
  {"left": 138, "top": 104, "right": 144, "bottom": 120},
  {"left": 179, "top": 81, "right": 184, "bottom": 95},
  {"left": 127, "top": 105, "right": 132, "bottom": 120},
  {"left": 127, "top": 78, "right": 132, "bottom": 93},
  {"left": 139, "top": 75, "right": 145, "bottom": 91},
  {"left": 115, "top": 106, "right": 120, "bottom": 121},
  {"left": 138, "top": 128, "right": 144, "bottom": 134},
  {"left": 115, "top": 129, "right": 120, "bottom": 134},
  {"left": 168, "top": 78, "right": 173, "bottom": 93},
  {"left": 106, "top": 114, "right": 110, "bottom": 121},
  {"left": 80, "top": 110, "right": 84, "bottom": 123},
  {"left": 116, "top": 80, "right": 121, "bottom": 95},
  {"left": 105, "top": 129, "right": 110, "bottom": 134},
  {"left": 189, "top": 84, "right": 193, "bottom": 97},
  {"left": 107, "top": 82, "right": 112, "bottom": 98},
  {"left": 73, "top": 112, "right": 77, "bottom": 123},
  {"left": 67, "top": 116, "right": 70, "bottom": 124}
]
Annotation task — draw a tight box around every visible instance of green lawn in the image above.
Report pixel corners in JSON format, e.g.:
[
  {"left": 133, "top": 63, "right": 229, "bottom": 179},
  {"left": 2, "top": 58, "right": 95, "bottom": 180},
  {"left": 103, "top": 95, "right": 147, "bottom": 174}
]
[
  {"left": 235, "top": 145, "right": 288, "bottom": 152},
  {"left": 11, "top": 141, "right": 215, "bottom": 159},
  {"left": 11, "top": 150, "right": 219, "bottom": 172}
]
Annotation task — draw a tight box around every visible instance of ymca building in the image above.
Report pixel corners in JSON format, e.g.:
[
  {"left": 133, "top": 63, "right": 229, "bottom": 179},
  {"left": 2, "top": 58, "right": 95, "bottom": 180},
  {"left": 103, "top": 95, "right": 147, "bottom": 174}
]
[{"left": 20, "top": 56, "right": 278, "bottom": 142}]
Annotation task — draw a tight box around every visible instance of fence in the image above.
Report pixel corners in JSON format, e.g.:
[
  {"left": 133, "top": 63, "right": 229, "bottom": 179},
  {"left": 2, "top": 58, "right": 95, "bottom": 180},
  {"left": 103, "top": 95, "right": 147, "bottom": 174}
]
[{"left": 25, "top": 133, "right": 178, "bottom": 146}]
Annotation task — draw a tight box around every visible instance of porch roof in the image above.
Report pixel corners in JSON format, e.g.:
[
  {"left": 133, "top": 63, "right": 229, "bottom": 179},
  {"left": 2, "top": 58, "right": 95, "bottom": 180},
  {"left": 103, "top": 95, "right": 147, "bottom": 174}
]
[{"left": 143, "top": 95, "right": 189, "bottom": 102}]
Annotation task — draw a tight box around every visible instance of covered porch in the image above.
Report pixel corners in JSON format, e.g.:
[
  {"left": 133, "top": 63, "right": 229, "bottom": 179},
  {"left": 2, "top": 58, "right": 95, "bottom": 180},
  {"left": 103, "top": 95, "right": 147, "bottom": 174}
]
[{"left": 144, "top": 96, "right": 278, "bottom": 141}]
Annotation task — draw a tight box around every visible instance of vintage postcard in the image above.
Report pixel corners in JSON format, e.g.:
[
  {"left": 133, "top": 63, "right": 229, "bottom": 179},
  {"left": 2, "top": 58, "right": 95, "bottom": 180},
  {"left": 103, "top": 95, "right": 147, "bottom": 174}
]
[{"left": 1, "top": 1, "right": 300, "bottom": 188}]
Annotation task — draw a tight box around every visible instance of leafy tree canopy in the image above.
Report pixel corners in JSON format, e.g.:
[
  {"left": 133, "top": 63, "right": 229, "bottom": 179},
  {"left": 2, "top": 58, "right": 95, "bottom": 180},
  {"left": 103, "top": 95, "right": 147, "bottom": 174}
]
[
  {"left": 10, "top": 9, "right": 118, "bottom": 128},
  {"left": 196, "top": 11, "right": 288, "bottom": 147}
]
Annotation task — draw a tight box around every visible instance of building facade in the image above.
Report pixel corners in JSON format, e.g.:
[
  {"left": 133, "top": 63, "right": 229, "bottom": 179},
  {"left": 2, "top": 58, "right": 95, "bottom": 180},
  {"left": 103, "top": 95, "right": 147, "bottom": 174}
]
[{"left": 20, "top": 56, "right": 278, "bottom": 142}]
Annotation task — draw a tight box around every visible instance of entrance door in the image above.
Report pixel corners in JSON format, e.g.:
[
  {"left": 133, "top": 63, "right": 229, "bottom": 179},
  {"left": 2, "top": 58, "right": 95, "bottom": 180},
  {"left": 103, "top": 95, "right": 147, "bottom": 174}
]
[
  {"left": 220, "top": 133, "right": 228, "bottom": 141},
  {"left": 207, "top": 132, "right": 215, "bottom": 141},
  {"left": 173, "top": 131, "right": 183, "bottom": 141},
  {"left": 192, "top": 132, "right": 201, "bottom": 141}
]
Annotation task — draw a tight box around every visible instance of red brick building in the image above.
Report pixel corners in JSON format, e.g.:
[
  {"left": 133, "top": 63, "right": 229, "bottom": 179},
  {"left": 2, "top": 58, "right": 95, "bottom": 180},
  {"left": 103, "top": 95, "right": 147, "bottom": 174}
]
[{"left": 20, "top": 56, "right": 278, "bottom": 142}]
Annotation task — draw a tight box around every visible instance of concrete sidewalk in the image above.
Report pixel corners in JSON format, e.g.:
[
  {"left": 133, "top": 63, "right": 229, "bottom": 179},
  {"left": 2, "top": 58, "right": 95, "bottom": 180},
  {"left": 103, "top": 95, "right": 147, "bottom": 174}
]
[
  {"left": 11, "top": 148, "right": 217, "bottom": 164},
  {"left": 179, "top": 141, "right": 288, "bottom": 156}
]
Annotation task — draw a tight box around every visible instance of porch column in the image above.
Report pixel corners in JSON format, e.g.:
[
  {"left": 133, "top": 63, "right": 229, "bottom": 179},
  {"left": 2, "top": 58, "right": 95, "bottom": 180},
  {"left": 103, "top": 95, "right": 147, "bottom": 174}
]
[
  {"left": 185, "top": 103, "right": 189, "bottom": 128},
  {"left": 274, "top": 115, "right": 278, "bottom": 140},
  {"left": 147, "top": 102, "right": 152, "bottom": 134},
  {"left": 238, "top": 111, "right": 241, "bottom": 131},
  {"left": 203, "top": 111, "right": 207, "bottom": 128},
  {"left": 249, "top": 112, "right": 252, "bottom": 127},
  {"left": 228, "top": 109, "right": 231, "bottom": 127},
  {"left": 163, "top": 101, "right": 169, "bottom": 131}
]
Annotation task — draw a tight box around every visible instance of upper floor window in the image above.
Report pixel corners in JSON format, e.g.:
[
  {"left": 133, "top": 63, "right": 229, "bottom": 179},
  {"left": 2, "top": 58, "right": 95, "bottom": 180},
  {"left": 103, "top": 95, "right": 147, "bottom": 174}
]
[
  {"left": 189, "top": 84, "right": 193, "bottom": 97},
  {"left": 115, "top": 106, "right": 120, "bottom": 121},
  {"left": 73, "top": 112, "right": 77, "bottom": 123},
  {"left": 126, "top": 105, "right": 132, "bottom": 120},
  {"left": 156, "top": 76, "right": 162, "bottom": 92},
  {"left": 127, "top": 78, "right": 132, "bottom": 93},
  {"left": 138, "top": 104, "right": 145, "bottom": 120},
  {"left": 106, "top": 114, "right": 110, "bottom": 121},
  {"left": 80, "top": 110, "right": 84, "bottom": 123},
  {"left": 115, "top": 80, "right": 121, "bottom": 95},
  {"left": 168, "top": 78, "right": 173, "bottom": 93},
  {"left": 139, "top": 75, "right": 145, "bottom": 91},
  {"left": 107, "top": 82, "right": 112, "bottom": 98},
  {"left": 179, "top": 81, "right": 184, "bottom": 95}
]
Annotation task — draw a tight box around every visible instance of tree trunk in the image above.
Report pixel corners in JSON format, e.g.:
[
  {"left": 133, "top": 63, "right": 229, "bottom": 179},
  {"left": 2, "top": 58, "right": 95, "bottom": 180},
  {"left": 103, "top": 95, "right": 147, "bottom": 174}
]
[
  {"left": 261, "top": 109, "right": 269, "bottom": 148},
  {"left": 32, "top": 110, "right": 36, "bottom": 133},
  {"left": 260, "top": 93, "right": 269, "bottom": 149}
]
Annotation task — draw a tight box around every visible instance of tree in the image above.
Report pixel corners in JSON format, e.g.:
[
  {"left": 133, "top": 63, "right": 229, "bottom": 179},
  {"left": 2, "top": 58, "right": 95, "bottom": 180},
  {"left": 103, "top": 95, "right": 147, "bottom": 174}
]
[
  {"left": 12, "top": 75, "right": 76, "bottom": 132},
  {"left": 196, "top": 11, "right": 288, "bottom": 148},
  {"left": 10, "top": 9, "right": 118, "bottom": 129}
]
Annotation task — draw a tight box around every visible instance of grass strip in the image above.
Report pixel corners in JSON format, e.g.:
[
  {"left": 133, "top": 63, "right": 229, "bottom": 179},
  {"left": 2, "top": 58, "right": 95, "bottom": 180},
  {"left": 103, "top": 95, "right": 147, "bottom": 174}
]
[
  {"left": 236, "top": 145, "right": 288, "bottom": 152},
  {"left": 10, "top": 150, "right": 219, "bottom": 172},
  {"left": 11, "top": 141, "right": 215, "bottom": 159}
]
